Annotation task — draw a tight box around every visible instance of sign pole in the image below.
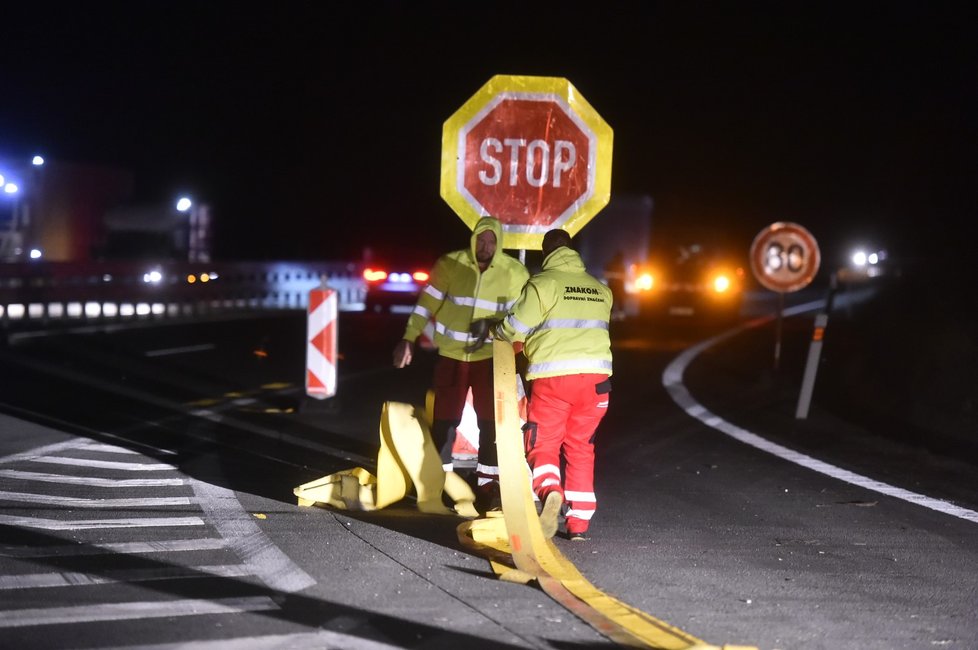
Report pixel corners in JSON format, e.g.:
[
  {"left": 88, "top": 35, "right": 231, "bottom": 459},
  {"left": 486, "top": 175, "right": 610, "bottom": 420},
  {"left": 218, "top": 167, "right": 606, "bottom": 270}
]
[
  {"left": 773, "top": 291, "right": 785, "bottom": 371},
  {"left": 749, "top": 222, "right": 821, "bottom": 375}
]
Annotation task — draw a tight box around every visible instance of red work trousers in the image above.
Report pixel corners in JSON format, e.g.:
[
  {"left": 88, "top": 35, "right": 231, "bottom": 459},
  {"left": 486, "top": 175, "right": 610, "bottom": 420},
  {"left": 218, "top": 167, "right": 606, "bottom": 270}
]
[
  {"left": 524, "top": 373, "right": 610, "bottom": 534},
  {"left": 431, "top": 356, "right": 497, "bottom": 478}
]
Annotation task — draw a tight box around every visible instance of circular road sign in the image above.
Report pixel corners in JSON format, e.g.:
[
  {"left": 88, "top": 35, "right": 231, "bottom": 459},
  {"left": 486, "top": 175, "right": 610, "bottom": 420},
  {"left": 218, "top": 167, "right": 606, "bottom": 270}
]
[
  {"left": 749, "top": 222, "right": 821, "bottom": 293},
  {"left": 441, "top": 75, "right": 613, "bottom": 250}
]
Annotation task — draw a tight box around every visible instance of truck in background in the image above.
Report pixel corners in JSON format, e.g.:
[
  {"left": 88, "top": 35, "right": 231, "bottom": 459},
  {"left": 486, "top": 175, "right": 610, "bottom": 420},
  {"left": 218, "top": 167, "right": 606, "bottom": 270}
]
[{"left": 575, "top": 193, "right": 653, "bottom": 319}]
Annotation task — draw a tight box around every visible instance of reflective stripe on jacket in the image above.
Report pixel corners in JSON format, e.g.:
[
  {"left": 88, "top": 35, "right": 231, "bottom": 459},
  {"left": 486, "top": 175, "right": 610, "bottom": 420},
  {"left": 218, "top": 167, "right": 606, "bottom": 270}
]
[
  {"left": 402, "top": 217, "right": 529, "bottom": 362},
  {"left": 495, "top": 246, "right": 613, "bottom": 380}
]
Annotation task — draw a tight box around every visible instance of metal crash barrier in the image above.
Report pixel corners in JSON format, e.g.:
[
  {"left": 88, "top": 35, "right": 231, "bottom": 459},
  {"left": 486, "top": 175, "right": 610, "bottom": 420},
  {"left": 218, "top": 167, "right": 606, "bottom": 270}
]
[{"left": 0, "top": 260, "right": 367, "bottom": 332}]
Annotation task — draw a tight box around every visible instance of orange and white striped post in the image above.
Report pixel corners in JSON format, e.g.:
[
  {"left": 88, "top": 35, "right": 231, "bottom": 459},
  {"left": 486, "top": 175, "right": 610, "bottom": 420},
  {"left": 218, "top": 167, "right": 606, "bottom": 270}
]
[{"left": 306, "top": 279, "right": 338, "bottom": 400}]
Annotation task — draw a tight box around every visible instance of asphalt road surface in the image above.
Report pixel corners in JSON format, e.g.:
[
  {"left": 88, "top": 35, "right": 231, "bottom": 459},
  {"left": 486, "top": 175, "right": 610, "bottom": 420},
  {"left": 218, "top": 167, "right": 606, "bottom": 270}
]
[{"left": 0, "top": 282, "right": 975, "bottom": 649}]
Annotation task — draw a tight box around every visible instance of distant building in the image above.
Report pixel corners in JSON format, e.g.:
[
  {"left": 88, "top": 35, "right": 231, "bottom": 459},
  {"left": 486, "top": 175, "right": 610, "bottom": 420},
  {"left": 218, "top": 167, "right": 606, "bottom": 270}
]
[
  {"left": 0, "top": 157, "right": 133, "bottom": 262},
  {"left": 0, "top": 156, "right": 210, "bottom": 263}
]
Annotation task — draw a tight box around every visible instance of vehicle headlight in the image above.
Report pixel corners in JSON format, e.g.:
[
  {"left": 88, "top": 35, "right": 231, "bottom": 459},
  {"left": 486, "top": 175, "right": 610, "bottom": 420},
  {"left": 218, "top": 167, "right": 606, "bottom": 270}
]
[
  {"left": 142, "top": 270, "right": 163, "bottom": 284},
  {"left": 634, "top": 272, "right": 655, "bottom": 292},
  {"left": 712, "top": 274, "right": 731, "bottom": 293}
]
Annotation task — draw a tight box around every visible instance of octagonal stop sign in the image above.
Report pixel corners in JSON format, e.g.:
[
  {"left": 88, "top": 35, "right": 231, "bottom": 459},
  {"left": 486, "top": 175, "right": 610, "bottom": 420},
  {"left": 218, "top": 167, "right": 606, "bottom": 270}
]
[{"left": 441, "top": 75, "right": 613, "bottom": 250}]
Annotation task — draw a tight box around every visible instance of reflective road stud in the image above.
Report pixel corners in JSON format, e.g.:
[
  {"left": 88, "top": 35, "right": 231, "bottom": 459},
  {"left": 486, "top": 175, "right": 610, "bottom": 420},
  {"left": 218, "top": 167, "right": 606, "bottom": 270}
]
[{"left": 306, "top": 282, "right": 338, "bottom": 399}]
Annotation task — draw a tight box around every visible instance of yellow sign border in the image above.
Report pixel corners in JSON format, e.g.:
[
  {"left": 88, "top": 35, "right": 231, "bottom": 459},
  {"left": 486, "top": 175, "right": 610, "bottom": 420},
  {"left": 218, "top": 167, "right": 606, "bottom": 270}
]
[{"left": 441, "top": 75, "right": 613, "bottom": 250}]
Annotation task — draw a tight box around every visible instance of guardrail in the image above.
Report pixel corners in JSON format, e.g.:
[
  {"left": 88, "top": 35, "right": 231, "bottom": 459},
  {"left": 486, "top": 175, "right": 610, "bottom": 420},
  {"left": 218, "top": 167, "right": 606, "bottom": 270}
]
[{"left": 0, "top": 260, "right": 367, "bottom": 332}]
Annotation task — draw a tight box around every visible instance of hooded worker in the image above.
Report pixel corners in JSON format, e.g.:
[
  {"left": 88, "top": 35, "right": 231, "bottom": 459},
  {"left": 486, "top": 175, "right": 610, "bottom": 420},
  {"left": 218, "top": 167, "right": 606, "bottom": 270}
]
[{"left": 393, "top": 216, "right": 529, "bottom": 512}]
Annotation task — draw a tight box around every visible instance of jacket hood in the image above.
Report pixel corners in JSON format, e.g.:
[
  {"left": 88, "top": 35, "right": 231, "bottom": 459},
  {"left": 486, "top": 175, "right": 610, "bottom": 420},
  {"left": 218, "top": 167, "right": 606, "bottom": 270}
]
[
  {"left": 470, "top": 216, "right": 504, "bottom": 265},
  {"left": 543, "top": 245, "right": 586, "bottom": 272}
]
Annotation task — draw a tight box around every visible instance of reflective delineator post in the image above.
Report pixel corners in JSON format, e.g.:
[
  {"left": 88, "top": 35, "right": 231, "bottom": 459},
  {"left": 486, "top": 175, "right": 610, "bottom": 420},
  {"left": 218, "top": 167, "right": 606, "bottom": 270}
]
[
  {"left": 795, "top": 312, "right": 829, "bottom": 419},
  {"left": 306, "top": 277, "right": 338, "bottom": 400}
]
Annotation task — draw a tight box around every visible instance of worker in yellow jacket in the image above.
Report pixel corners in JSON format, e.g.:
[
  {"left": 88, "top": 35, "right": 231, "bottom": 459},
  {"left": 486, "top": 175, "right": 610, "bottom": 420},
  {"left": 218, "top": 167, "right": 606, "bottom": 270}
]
[
  {"left": 492, "top": 228, "right": 612, "bottom": 541},
  {"left": 393, "top": 216, "right": 529, "bottom": 511}
]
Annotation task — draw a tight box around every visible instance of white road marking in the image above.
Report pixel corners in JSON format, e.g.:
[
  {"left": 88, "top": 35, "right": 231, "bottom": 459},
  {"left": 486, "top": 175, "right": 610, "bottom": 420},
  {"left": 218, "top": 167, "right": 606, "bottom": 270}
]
[
  {"left": 0, "top": 564, "right": 253, "bottom": 590},
  {"left": 0, "top": 537, "right": 228, "bottom": 558},
  {"left": 0, "top": 490, "right": 192, "bottom": 508},
  {"left": 0, "top": 439, "right": 96, "bottom": 464},
  {"left": 0, "top": 596, "right": 279, "bottom": 629},
  {"left": 31, "top": 457, "right": 175, "bottom": 471},
  {"left": 190, "top": 477, "right": 316, "bottom": 593},
  {"left": 0, "top": 469, "right": 185, "bottom": 487},
  {"left": 144, "top": 343, "right": 216, "bottom": 358},
  {"left": 102, "top": 630, "right": 406, "bottom": 650},
  {"left": 75, "top": 443, "right": 141, "bottom": 454},
  {"left": 0, "top": 514, "right": 205, "bottom": 530},
  {"left": 663, "top": 301, "right": 978, "bottom": 525}
]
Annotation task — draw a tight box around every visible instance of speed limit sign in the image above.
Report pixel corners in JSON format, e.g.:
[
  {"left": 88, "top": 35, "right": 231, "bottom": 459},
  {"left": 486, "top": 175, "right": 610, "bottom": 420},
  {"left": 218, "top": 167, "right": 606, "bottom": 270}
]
[{"left": 750, "top": 222, "right": 821, "bottom": 293}]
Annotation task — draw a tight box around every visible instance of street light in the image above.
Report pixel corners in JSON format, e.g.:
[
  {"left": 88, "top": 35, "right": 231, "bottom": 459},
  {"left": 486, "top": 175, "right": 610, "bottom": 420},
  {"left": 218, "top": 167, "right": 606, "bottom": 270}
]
[
  {"left": 176, "top": 196, "right": 192, "bottom": 212},
  {"left": 32, "top": 155, "right": 44, "bottom": 166}
]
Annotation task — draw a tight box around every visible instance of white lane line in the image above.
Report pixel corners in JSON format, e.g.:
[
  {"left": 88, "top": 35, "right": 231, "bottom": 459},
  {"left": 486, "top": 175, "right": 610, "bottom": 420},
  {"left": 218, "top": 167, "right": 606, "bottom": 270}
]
[
  {"left": 102, "top": 630, "right": 405, "bottom": 650},
  {"left": 0, "top": 596, "right": 279, "bottom": 629},
  {"left": 0, "top": 537, "right": 228, "bottom": 558},
  {"left": 31, "top": 457, "right": 175, "bottom": 471},
  {"left": 0, "top": 514, "right": 204, "bottom": 530},
  {"left": 0, "top": 491, "right": 192, "bottom": 508},
  {"left": 0, "top": 469, "right": 185, "bottom": 487},
  {"left": 76, "top": 443, "right": 141, "bottom": 454},
  {"left": 145, "top": 343, "right": 216, "bottom": 358},
  {"left": 0, "top": 564, "right": 254, "bottom": 590},
  {"left": 191, "top": 477, "right": 316, "bottom": 593},
  {"left": 663, "top": 304, "right": 978, "bottom": 525}
]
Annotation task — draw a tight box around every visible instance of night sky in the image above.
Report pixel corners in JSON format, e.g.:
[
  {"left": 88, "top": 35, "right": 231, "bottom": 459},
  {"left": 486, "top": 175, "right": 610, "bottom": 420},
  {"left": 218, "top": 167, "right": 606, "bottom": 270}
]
[{"left": 2, "top": 2, "right": 974, "bottom": 268}]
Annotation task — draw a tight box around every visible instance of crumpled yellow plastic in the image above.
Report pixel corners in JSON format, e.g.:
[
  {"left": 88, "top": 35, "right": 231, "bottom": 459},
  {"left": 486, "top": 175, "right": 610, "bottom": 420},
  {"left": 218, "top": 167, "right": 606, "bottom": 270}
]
[{"left": 294, "top": 401, "right": 477, "bottom": 517}]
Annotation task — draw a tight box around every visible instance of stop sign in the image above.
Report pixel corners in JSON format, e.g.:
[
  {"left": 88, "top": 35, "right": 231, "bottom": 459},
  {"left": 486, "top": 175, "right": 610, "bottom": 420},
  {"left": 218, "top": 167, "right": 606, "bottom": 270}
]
[{"left": 441, "top": 75, "right": 613, "bottom": 250}]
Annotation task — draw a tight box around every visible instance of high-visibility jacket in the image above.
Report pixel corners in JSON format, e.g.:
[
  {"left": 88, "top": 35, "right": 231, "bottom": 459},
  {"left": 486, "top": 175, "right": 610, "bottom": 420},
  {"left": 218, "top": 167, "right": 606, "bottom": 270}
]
[
  {"left": 402, "top": 217, "right": 529, "bottom": 362},
  {"left": 495, "top": 246, "right": 613, "bottom": 380}
]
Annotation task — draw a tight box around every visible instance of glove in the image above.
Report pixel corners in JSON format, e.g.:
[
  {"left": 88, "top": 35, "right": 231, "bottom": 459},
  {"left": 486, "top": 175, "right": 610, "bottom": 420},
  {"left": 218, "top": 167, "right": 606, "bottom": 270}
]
[{"left": 464, "top": 318, "right": 501, "bottom": 353}]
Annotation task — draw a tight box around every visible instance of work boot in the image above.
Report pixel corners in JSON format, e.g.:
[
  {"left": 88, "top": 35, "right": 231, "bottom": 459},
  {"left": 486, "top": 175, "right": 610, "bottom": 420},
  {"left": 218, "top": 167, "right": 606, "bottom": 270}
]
[
  {"left": 475, "top": 481, "right": 502, "bottom": 514},
  {"left": 539, "top": 491, "right": 563, "bottom": 538}
]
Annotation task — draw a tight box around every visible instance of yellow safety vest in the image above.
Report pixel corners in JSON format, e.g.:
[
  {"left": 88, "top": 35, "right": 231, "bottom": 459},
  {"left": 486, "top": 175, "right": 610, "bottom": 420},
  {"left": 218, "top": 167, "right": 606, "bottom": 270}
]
[
  {"left": 403, "top": 217, "right": 529, "bottom": 362},
  {"left": 495, "top": 247, "right": 613, "bottom": 380}
]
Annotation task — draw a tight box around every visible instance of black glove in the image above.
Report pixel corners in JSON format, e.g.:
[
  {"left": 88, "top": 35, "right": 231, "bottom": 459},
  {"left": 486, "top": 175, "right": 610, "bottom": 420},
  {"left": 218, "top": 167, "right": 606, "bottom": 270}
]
[{"left": 465, "top": 318, "right": 501, "bottom": 353}]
